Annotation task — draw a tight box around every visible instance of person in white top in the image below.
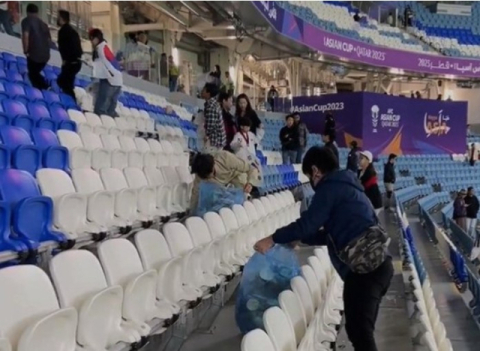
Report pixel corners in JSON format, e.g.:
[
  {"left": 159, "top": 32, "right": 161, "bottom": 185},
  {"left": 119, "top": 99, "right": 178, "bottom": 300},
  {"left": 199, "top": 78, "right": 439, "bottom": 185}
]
[
  {"left": 231, "top": 118, "right": 257, "bottom": 160},
  {"left": 89, "top": 28, "right": 123, "bottom": 117}
]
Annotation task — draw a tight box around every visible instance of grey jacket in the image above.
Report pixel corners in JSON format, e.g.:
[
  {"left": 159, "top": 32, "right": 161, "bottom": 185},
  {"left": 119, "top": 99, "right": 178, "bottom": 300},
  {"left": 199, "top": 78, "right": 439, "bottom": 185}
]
[{"left": 297, "top": 122, "right": 309, "bottom": 148}]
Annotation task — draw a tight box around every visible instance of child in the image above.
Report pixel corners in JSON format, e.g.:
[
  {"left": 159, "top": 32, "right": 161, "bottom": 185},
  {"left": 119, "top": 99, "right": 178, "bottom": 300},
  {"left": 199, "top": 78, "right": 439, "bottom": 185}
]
[{"left": 231, "top": 118, "right": 257, "bottom": 158}]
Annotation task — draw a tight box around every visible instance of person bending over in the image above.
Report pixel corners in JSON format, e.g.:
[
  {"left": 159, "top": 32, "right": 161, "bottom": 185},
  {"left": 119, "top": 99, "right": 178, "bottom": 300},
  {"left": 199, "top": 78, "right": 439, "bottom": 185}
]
[
  {"left": 358, "top": 150, "right": 382, "bottom": 213},
  {"left": 190, "top": 151, "right": 260, "bottom": 211},
  {"left": 254, "top": 146, "right": 393, "bottom": 351}
]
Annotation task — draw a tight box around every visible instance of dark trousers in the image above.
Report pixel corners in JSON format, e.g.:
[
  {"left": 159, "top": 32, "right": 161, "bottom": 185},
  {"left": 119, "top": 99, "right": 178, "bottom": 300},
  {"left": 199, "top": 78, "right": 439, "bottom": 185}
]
[
  {"left": 27, "top": 58, "right": 49, "bottom": 90},
  {"left": 0, "top": 9, "right": 14, "bottom": 36},
  {"left": 58, "top": 61, "right": 82, "bottom": 100},
  {"left": 343, "top": 257, "right": 394, "bottom": 351}
]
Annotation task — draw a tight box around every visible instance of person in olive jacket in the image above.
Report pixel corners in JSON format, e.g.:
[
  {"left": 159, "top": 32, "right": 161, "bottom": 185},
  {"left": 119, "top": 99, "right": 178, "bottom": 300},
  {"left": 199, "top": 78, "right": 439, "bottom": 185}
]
[
  {"left": 383, "top": 153, "right": 397, "bottom": 209},
  {"left": 358, "top": 150, "right": 382, "bottom": 213}
]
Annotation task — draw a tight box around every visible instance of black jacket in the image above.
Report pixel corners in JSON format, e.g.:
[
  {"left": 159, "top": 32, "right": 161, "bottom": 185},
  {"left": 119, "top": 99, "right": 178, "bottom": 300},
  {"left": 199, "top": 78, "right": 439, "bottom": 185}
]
[
  {"left": 346, "top": 147, "right": 359, "bottom": 173},
  {"left": 325, "top": 141, "right": 339, "bottom": 162},
  {"left": 279, "top": 125, "right": 299, "bottom": 151},
  {"left": 58, "top": 23, "right": 83, "bottom": 63},
  {"left": 324, "top": 115, "right": 336, "bottom": 139},
  {"left": 383, "top": 162, "right": 396, "bottom": 183},
  {"left": 236, "top": 110, "right": 261, "bottom": 135},
  {"left": 465, "top": 195, "right": 480, "bottom": 219},
  {"left": 359, "top": 164, "right": 383, "bottom": 209}
]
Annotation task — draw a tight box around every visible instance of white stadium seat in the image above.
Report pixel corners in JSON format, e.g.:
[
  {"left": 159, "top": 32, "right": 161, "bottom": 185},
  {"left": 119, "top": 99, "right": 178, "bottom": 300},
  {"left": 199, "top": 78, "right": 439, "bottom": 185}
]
[{"left": 57, "top": 130, "right": 92, "bottom": 169}]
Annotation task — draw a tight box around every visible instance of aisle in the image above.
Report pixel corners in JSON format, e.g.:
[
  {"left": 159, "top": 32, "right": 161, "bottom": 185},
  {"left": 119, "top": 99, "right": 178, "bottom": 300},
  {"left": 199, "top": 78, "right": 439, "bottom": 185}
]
[
  {"left": 408, "top": 215, "right": 480, "bottom": 350},
  {"left": 178, "top": 247, "right": 313, "bottom": 351}
]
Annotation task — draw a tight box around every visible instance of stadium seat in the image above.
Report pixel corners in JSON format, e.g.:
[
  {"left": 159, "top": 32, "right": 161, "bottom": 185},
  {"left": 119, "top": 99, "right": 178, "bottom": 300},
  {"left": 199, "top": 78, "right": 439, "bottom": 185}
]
[
  {"left": 79, "top": 131, "right": 112, "bottom": 171},
  {"left": 278, "top": 290, "right": 307, "bottom": 345},
  {"left": 0, "top": 265, "right": 77, "bottom": 351},
  {"left": 0, "top": 126, "right": 41, "bottom": 176},
  {"left": 241, "top": 329, "right": 276, "bottom": 351},
  {"left": 100, "top": 134, "right": 130, "bottom": 169},
  {"left": 263, "top": 307, "right": 297, "bottom": 351},
  {"left": 49, "top": 250, "right": 143, "bottom": 349},
  {"left": 57, "top": 130, "right": 92, "bottom": 169},
  {"left": 30, "top": 128, "right": 69, "bottom": 171}
]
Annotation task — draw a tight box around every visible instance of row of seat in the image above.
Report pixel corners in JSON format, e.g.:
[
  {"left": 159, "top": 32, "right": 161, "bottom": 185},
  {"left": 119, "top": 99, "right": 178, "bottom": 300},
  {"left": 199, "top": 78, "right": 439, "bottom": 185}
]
[
  {"left": 397, "top": 205, "right": 453, "bottom": 351},
  {"left": 0, "top": 191, "right": 299, "bottom": 350},
  {"left": 242, "top": 247, "right": 344, "bottom": 351}
]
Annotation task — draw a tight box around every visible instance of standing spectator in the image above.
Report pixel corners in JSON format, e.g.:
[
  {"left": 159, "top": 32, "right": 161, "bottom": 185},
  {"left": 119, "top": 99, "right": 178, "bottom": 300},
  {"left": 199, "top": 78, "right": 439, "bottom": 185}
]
[
  {"left": 267, "top": 85, "right": 279, "bottom": 112},
  {"left": 324, "top": 112, "right": 336, "bottom": 141},
  {"left": 160, "top": 53, "right": 168, "bottom": 87},
  {"left": 89, "top": 28, "right": 123, "bottom": 117},
  {"left": 346, "top": 140, "right": 359, "bottom": 173},
  {"left": 353, "top": 12, "right": 360, "bottom": 22},
  {"left": 235, "top": 94, "right": 263, "bottom": 137},
  {"left": 190, "top": 151, "right": 258, "bottom": 212},
  {"left": 168, "top": 55, "right": 179, "bottom": 92},
  {"left": 294, "top": 112, "right": 308, "bottom": 163},
  {"left": 453, "top": 189, "right": 468, "bottom": 231},
  {"left": 231, "top": 118, "right": 257, "bottom": 161},
  {"left": 56, "top": 10, "right": 83, "bottom": 101},
  {"left": 202, "top": 83, "right": 226, "bottom": 153},
  {"left": 223, "top": 71, "right": 234, "bottom": 96},
  {"left": 279, "top": 114, "right": 299, "bottom": 165},
  {"left": 383, "top": 153, "right": 397, "bottom": 209},
  {"left": 21, "top": 3, "right": 51, "bottom": 90},
  {"left": 415, "top": 91, "right": 422, "bottom": 99},
  {"left": 358, "top": 150, "right": 383, "bottom": 213},
  {"left": 210, "top": 64, "right": 221, "bottom": 89},
  {"left": 387, "top": 12, "right": 394, "bottom": 26},
  {"left": 469, "top": 143, "right": 476, "bottom": 166},
  {"left": 466, "top": 187, "right": 479, "bottom": 237},
  {"left": 405, "top": 6, "right": 413, "bottom": 27},
  {"left": 219, "top": 92, "right": 236, "bottom": 151},
  {"left": 323, "top": 133, "right": 339, "bottom": 162},
  {"left": 0, "top": 1, "right": 14, "bottom": 36},
  {"left": 254, "top": 146, "right": 393, "bottom": 351}
]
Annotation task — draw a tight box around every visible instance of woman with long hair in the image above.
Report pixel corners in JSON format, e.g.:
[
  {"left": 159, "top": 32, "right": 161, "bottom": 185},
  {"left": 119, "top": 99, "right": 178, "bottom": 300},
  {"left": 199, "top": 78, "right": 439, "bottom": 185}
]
[
  {"left": 358, "top": 150, "right": 382, "bottom": 214},
  {"left": 235, "top": 94, "right": 263, "bottom": 137}
]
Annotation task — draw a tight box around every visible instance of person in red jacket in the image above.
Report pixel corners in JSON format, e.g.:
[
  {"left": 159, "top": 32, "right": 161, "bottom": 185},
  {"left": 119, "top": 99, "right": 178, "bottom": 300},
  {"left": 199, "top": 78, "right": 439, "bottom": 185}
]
[{"left": 358, "top": 150, "right": 382, "bottom": 213}]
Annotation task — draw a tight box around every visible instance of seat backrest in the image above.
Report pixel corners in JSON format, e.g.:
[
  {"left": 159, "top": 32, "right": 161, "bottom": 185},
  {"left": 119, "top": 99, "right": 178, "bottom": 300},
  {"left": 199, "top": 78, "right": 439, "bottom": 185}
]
[
  {"left": 185, "top": 217, "right": 212, "bottom": 246},
  {"left": 0, "top": 125, "right": 33, "bottom": 147},
  {"left": 0, "top": 265, "right": 61, "bottom": 350},
  {"left": 243, "top": 201, "right": 260, "bottom": 222},
  {"left": 176, "top": 166, "right": 193, "bottom": 183},
  {"left": 72, "top": 169, "right": 105, "bottom": 194},
  {"left": 50, "top": 250, "right": 108, "bottom": 310},
  {"left": 84, "top": 112, "right": 103, "bottom": 126},
  {"left": 98, "top": 238, "right": 145, "bottom": 287},
  {"left": 134, "top": 137, "right": 151, "bottom": 153},
  {"left": 252, "top": 199, "right": 267, "bottom": 218},
  {"left": 99, "top": 168, "right": 129, "bottom": 191},
  {"left": 134, "top": 229, "right": 173, "bottom": 270},
  {"left": 232, "top": 204, "right": 250, "bottom": 227},
  {"left": 261, "top": 197, "right": 274, "bottom": 214},
  {"left": 100, "top": 115, "right": 117, "bottom": 128},
  {"left": 144, "top": 166, "right": 166, "bottom": 186},
  {"left": 160, "top": 140, "right": 174, "bottom": 155},
  {"left": 68, "top": 109, "right": 87, "bottom": 124},
  {"left": 241, "top": 329, "right": 276, "bottom": 351},
  {"left": 147, "top": 139, "right": 164, "bottom": 153},
  {"left": 301, "top": 265, "right": 321, "bottom": 309},
  {"left": 37, "top": 168, "right": 76, "bottom": 197},
  {"left": 204, "top": 211, "right": 227, "bottom": 238},
  {"left": 31, "top": 128, "right": 60, "bottom": 148},
  {"left": 123, "top": 167, "right": 149, "bottom": 188},
  {"left": 291, "top": 276, "right": 315, "bottom": 324},
  {"left": 219, "top": 207, "right": 240, "bottom": 231},
  {"left": 118, "top": 136, "right": 137, "bottom": 151},
  {"left": 80, "top": 131, "right": 103, "bottom": 150},
  {"left": 0, "top": 169, "right": 41, "bottom": 203},
  {"left": 163, "top": 222, "right": 195, "bottom": 256},
  {"left": 278, "top": 290, "right": 307, "bottom": 345},
  {"left": 3, "top": 99, "right": 28, "bottom": 116},
  {"left": 100, "top": 134, "right": 121, "bottom": 150},
  {"left": 57, "top": 130, "right": 83, "bottom": 149},
  {"left": 160, "top": 166, "right": 179, "bottom": 183},
  {"left": 50, "top": 106, "right": 69, "bottom": 121},
  {"left": 263, "top": 307, "right": 297, "bottom": 351},
  {"left": 28, "top": 102, "right": 51, "bottom": 119}
]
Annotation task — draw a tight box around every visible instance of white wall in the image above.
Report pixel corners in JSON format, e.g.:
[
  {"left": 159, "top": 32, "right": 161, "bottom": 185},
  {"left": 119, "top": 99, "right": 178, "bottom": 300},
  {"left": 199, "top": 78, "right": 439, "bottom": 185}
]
[{"left": 449, "top": 87, "right": 480, "bottom": 124}]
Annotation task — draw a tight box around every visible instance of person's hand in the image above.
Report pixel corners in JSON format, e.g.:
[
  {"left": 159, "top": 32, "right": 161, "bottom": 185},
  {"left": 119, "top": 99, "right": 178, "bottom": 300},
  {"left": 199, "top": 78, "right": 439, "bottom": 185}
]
[
  {"left": 244, "top": 183, "right": 253, "bottom": 193},
  {"left": 254, "top": 236, "right": 274, "bottom": 254}
]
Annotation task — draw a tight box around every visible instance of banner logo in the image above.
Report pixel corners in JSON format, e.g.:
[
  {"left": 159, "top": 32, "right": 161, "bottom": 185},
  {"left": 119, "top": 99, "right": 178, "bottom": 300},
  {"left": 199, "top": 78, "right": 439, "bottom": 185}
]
[
  {"left": 290, "top": 102, "right": 344, "bottom": 114},
  {"left": 371, "top": 105, "right": 379, "bottom": 128},
  {"left": 424, "top": 110, "right": 451, "bottom": 137}
]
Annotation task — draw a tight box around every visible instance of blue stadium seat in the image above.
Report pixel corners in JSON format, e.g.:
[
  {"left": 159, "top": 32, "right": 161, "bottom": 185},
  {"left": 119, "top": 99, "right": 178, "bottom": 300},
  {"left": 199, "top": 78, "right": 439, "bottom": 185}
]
[
  {"left": 0, "top": 112, "right": 10, "bottom": 126},
  {"left": 4, "top": 82, "right": 24, "bottom": 98},
  {"left": 2, "top": 99, "right": 37, "bottom": 131},
  {"left": 43, "top": 90, "right": 62, "bottom": 107},
  {"left": 0, "top": 201, "right": 29, "bottom": 260},
  {"left": 60, "top": 93, "right": 77, "bottom": 109},
  {"left": 6, "top": 70, "right": 23, "bottom": 83},
  {"left": 24, "top": 86, "right": 45, "bottom": 102},
  {"left": 31, "top": 128, "right": 69, "bottom": 171},
  {"left": 0, "top": 169, "right": 67, "bottom": 252},
  {"left": 0, "top": 126, "right": 41, "bottom": 176}
]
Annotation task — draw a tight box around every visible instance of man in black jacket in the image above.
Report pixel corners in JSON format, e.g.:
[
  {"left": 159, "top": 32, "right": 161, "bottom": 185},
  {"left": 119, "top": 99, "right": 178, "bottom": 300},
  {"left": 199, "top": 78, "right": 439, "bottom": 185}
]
[
  {"left": 346, "top": 141, "right": 359, "bottom": 173},
  {"left": 466, "top": 187, "right": 479, "bottom": 238},
  {"left": 383, "top": 153, "right": 397, "bottom": 209},
  {"left": 280, "top": 114, "right": 299, "bottom": 165},
  {"left": 57, "top": 10, "right": 83, "bottom": 100},
  {"left": 323, "top": 132, "right": 339, "bottom": 162},
  {"left": 324, "top": 112, "right": 336, "bottom": 141}
]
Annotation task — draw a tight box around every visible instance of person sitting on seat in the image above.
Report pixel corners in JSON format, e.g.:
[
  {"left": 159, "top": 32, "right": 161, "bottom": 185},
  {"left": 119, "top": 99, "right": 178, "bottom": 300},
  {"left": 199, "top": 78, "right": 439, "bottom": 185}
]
[{"left": 190, "top": 151, "right": 260, "bottom": 212}]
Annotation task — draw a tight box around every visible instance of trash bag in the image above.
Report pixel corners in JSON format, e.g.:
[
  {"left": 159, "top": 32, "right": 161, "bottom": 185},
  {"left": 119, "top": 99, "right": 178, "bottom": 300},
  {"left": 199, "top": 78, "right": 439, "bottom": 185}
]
[
  {"left": 195, "top": 181, "right": 245, "bottom": 217},
  {"left": 235, "top": 245, "right": 301, "bottom": 334}
]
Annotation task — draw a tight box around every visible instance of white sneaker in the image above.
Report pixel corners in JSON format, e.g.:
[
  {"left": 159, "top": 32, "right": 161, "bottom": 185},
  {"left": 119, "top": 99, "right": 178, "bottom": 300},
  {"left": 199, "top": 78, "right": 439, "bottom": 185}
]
[{"left": 470, "top": 247, "right": 480, "bottom": 261}]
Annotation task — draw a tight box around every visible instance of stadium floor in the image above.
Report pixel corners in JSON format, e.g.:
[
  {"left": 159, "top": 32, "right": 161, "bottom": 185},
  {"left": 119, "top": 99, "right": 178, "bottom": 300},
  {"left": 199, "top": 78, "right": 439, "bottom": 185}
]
[
  {"left": 408, "top": 215, "right": 480, "bottom": 351},
  {"left": 179, "top": 211, "right": 415, "bottom": 351}
]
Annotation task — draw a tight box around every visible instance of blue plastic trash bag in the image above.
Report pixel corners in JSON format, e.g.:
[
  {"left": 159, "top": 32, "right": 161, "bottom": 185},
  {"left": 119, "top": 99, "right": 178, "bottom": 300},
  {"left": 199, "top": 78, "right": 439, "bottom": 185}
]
[
  {"left": 195, "top": 181, "right": 245, "bottom": 216},
  {"left": 235, "top": 245, "right": 301, "bottom": 334}
]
